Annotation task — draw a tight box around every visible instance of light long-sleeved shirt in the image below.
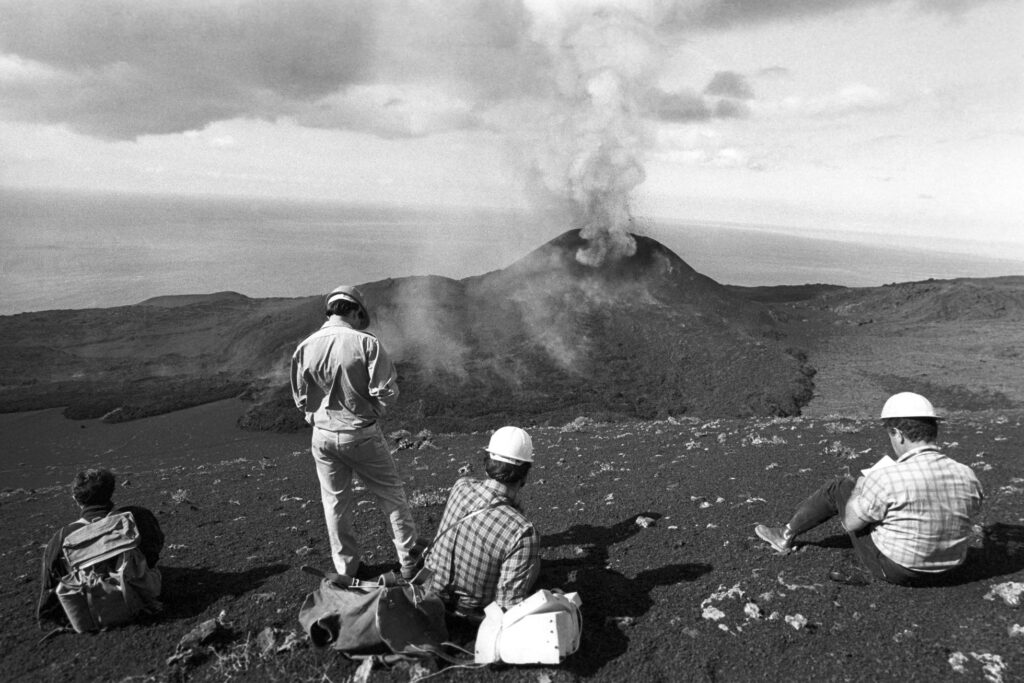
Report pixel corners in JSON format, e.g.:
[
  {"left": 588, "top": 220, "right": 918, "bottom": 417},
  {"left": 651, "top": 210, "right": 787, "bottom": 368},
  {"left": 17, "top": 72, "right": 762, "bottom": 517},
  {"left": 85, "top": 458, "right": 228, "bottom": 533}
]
[{"left": 291, "top": 318, "right": 399, "bottom": 432}]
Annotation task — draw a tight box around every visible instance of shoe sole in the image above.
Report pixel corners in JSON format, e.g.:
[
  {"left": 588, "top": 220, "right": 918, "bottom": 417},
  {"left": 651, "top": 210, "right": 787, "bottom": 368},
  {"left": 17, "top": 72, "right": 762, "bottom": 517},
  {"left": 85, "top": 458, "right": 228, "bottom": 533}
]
[{"left": 755, "top": 526, "right": 792, "bottom": 554}]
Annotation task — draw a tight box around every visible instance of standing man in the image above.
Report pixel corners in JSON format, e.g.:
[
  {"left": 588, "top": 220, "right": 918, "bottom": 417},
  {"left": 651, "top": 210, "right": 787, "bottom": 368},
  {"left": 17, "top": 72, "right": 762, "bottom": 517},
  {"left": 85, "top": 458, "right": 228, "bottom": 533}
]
[
  {"left": 425, "top": 426, "right": 541, "bottom": 619},
  {"left": 755, "top": 392, "right": 983, "bottom": 586},
  {"left": 291, "top": 285, "right": 419, "bottom": 579}
]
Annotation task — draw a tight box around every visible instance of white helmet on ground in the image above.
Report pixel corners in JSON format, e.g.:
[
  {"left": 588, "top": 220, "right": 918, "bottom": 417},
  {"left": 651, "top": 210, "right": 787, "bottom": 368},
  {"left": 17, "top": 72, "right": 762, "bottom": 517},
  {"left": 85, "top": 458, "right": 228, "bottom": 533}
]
[
  {"left": 486, "top": 426, "right": 533, "bottom": 464},
  {"left": 880, "top": 392, "right": 939, "bottom": 419}
]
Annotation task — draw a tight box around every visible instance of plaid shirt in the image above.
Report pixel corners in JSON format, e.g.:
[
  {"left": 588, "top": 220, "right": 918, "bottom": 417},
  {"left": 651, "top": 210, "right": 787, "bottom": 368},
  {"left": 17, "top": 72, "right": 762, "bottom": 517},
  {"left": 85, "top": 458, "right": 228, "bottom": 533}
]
[
  {"left": 425, "top": 477, "right": 540, "bottom": 613},
  {"left": 849, "top": 446, "right": 983, "bottom": 571}
]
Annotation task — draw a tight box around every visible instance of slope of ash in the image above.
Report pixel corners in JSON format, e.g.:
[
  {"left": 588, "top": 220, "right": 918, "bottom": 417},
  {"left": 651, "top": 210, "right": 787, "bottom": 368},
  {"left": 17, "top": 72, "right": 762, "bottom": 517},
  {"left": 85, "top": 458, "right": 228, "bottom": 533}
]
[
  {"left": 756, "top": 276, "right": 1024, "bottom": 419},
  {"left": 240, "top": 230, "right": 816, "bottom": 432},
  {"left": 2, "top": 409, "right": 1022, "bottom": 682},
  {"left": 366, "top": 230, "right": 814, "bottom": 432}
]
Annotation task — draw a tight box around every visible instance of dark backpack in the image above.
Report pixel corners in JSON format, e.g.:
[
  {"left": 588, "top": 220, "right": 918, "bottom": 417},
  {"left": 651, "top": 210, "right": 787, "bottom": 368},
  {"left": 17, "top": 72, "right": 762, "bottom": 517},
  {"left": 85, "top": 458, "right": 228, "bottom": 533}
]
[{"left": 55, "top": 511, "right": 162, "bottom": 632}]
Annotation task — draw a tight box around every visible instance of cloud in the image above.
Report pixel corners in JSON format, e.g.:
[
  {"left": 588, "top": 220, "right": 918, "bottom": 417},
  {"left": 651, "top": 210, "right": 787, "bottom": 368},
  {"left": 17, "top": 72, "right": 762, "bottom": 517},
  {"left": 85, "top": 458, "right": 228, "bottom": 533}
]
[
  {"left": 648, "top": 70, "right": 754, "bottom": 122},
  {"left": 806, "top": 84, "right": 893, "bottom": 116},
  {"left": 293, "top": 84, "right": 483, "bottom": 139},
  {"left": 712, "top": 99, "right": 750, "bottom": 118},
  {"left": 663, "top": 0, "right": 1004, "bottom": 30},
  {"left": 757, "top": 66, "right": 791, "bottom": 79},
  {"left": 0, "top": 0, "right": 539, "bottom": 140},
  {"left": 0, "top": 0, "right": 1005, "bottom": 141},
  {"left": 704, "top": 71, "right": 754, "bottom": 100},
  {"left": 649, "top": 89, "right": 712, "bottom": 122}
]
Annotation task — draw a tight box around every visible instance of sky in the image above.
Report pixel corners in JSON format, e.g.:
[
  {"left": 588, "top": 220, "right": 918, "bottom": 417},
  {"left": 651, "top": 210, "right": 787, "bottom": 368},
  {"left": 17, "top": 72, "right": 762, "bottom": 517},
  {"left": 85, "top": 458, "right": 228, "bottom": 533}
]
[{"left": 1, "top": 0, "right": 1022, "bottom": 262}]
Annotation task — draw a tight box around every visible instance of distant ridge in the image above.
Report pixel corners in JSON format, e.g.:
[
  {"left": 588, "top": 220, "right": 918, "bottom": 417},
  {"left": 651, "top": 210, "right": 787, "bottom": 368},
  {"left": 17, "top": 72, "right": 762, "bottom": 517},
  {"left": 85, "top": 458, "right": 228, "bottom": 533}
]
[{"left": 139, "top": 291, "right": 251, "bottom": 308}]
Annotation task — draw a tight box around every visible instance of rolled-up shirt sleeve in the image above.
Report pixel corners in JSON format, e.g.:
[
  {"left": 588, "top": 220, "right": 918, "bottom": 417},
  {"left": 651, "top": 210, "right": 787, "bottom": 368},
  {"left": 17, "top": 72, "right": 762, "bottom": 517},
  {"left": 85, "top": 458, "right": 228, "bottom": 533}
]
[
  {"left": 848, "top": 474, "right": 887, "bottom": 525},
  {"left": 494, "top": 527, "right": 540, "bottom": 610},
  {"left": 364, "top": 338, "right": 399, "bottom": 411},
  {"left": 290, "top": 348, "right": 308, "bottom": 413}
]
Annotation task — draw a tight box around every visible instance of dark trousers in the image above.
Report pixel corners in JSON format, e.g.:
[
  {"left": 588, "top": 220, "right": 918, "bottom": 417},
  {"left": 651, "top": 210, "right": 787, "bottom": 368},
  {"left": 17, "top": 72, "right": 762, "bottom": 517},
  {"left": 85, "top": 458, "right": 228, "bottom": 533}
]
[{"left": 787, "top": 476, "right": 936, "bottom": 586}]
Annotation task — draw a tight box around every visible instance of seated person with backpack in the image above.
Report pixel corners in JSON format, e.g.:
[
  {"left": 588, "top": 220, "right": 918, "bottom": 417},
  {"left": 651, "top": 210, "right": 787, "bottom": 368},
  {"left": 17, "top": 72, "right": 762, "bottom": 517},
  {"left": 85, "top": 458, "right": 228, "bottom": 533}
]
[{"left": 37, "top": 468, "right": 165, "bottom": 631}]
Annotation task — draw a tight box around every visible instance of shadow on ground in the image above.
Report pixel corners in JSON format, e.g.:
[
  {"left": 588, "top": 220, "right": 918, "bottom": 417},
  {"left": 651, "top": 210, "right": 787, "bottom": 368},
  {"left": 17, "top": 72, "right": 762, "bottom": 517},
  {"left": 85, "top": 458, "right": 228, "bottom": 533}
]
[
  {"left": 160, "top": 564, "right": 290, "bottom": 619},
  {"left": 808, "top": 522, "right": 1024, "bottom": 586},
  {"left": 538, "top": 513, "right": 713, "bottom": 676}
]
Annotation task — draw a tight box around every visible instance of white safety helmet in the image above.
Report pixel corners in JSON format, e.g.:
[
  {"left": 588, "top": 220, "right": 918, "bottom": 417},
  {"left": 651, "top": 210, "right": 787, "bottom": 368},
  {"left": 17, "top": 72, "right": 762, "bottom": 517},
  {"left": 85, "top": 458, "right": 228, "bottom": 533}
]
[
  {"left": 486, "top": 426, "right": 533, "bottom": 464},
  {"left": 879, "top": 392, "right": 939, "bottom": 419}
]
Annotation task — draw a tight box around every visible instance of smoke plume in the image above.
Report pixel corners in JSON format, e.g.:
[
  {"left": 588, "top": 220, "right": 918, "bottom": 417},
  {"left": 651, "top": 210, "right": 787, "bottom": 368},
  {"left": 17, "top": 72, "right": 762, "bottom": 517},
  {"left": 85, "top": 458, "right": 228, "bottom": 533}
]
[{"left": 520, "top": 3, "right": 665, "bottom": 267}]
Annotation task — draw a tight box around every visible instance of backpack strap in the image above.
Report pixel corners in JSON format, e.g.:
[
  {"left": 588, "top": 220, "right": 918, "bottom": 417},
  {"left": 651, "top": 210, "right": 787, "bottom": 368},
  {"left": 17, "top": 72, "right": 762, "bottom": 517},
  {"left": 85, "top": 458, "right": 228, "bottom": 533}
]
[
  {"left": 420, "top": 500, "right": 509, "bottom": 564},
  {"left": 417, "top": 500, "right": 510, "bottom": 604}
]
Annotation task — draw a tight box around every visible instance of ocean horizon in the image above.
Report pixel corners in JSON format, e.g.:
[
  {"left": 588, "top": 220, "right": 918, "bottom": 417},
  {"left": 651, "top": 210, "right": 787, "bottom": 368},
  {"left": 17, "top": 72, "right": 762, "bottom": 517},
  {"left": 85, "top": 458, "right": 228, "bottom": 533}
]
[{"left": 2, "top": 187, "right": 1022, "bottom": 316}]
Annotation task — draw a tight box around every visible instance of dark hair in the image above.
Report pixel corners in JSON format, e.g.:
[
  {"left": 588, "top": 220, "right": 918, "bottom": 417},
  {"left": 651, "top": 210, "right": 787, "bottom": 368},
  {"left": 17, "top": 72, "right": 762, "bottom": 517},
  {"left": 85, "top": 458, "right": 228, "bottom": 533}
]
[
  {"left": 326, "top": 299, "right": 365, "bottom": 319},
  {"left": 883, "top": 417, "right": 938, "bottom": 443},
  {"left": 484, "top": 455, "right": 531, "bottom": 486},
  {"left": 72, "top": 468, "right": 115, "bottom": 506}
]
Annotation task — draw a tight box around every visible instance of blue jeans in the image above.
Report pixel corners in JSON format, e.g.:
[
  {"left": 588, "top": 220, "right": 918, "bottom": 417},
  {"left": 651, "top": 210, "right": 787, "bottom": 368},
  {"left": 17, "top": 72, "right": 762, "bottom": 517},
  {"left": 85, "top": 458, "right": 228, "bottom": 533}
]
[
  {"left": 311, "top": 425, "right": 418, "bottom": 576},
  {"left": 787, "top": 476, "right": 937, "bottom": 586}
]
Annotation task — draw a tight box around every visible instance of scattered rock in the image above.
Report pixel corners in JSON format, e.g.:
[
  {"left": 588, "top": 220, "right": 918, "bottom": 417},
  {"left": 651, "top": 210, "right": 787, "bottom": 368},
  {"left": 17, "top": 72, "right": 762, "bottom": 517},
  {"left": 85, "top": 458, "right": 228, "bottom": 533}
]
[
  {"left": 168, "top": 611, "right": 233, "bottom": 667},
  {"left": 256, "top": 627, "right": 277, "bottom": 656},
  {"left": 276, "top": 631, "right": 304, "bottom": 653},
  {"left": 892, "top": 629, "right": 914, "bottom": 643},
  {"left": 984, "top": 582, "right": 1024, "bottom": 607},
  {"left": 784, "top": 614, "right": 807, "bottom": 630},
  {"left": 635, "top": 515, "right": 656, "bottom": 528},
  {"left": 702, "top": 606, "right": 726, "bottom": 621}
]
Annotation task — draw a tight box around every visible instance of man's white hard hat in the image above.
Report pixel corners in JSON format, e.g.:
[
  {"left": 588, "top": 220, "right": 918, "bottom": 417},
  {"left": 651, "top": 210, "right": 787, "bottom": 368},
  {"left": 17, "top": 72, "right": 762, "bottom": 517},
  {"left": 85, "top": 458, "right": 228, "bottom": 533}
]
[
  {"left": 487, "top": 426, "right": 533, "bottom": 464},
  {"left": 880, "top": 392, "right": 939, "bottom": 419}
]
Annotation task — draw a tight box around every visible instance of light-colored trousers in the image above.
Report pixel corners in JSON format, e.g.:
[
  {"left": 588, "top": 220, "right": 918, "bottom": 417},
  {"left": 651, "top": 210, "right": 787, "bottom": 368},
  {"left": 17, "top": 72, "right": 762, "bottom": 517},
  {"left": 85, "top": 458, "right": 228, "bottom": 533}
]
[{"left": 310, "top": 425, "right": 418, "bottom": 576}]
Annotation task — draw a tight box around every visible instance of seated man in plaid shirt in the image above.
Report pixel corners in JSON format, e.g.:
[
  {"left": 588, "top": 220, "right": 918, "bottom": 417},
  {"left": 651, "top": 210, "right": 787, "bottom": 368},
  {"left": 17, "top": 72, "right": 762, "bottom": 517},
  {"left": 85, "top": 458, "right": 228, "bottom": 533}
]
[
  {"left": 754, "top": 392, "right": 983, "bottom": 586},
  {"left": 424, "top": 426, "right": 540, "bottom": 620}
]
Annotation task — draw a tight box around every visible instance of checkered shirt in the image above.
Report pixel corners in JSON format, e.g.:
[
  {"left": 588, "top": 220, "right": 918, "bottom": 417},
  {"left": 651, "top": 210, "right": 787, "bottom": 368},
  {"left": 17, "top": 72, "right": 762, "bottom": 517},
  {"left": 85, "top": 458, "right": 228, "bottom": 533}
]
[
  {"left": 849, "top": 446, "right": 983, "bottom": 571},
  {"left": 424, "top": 477, "right": 540, "bottom": 612}
]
